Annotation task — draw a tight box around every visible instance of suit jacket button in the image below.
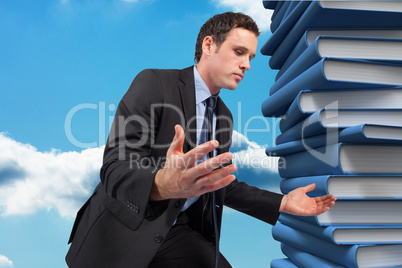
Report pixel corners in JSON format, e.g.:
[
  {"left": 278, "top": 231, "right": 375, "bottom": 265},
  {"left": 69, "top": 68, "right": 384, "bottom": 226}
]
[
  {"left": 134, "top": 205, "right": 140, "bottom": 213},
  {"left": 154, "top": 235, "right": 163, "bottom": 243}
]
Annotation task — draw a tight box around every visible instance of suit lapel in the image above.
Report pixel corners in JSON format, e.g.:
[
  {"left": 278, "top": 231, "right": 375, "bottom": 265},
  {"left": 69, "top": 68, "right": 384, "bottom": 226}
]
[
  {"left": 216, "top": 97, "right": 233, "bottom": 155},
  {"left": 178, "top": 66, "right": 197, "bottom": 153}
]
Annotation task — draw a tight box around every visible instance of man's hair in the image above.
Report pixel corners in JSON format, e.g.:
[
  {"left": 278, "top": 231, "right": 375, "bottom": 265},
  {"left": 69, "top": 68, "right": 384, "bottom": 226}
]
[{"left": 194, "top": 12, "right": 260, "bottom": 63}]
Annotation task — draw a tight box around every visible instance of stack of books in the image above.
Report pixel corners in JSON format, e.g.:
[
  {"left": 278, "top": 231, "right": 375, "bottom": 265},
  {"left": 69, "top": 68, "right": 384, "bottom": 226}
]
[{"left": 261, "top": 1, "right": 402, "bottom": 267}]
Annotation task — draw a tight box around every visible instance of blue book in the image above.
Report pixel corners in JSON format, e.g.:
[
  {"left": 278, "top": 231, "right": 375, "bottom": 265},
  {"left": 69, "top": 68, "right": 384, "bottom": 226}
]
[
  {"left": 262, "top": 1, "right": 311, "bottom": 57},
  {"left": 278, "top": 143, "right": 402, "bottom": 178},
  {"left": 261, "top": 58, "right": 402, "bottom": 117},
  {"left": 272, "top": 222, "right": 402, "bottom": 267},
  {"left": 281, "top": 244, "right": 344, "bottom": 268},
  {"left": 280, "top": 174, "right": 402, "bottom": 199},
  {"left": 276, "top": 109, "right": 339, "bottom": 144},
  {"left": 271, "top": 2, "right": 305, "bottom": 34},
  {"left": 279, "top": 213, "right": 402, "bottom": 245},
  {"left": 276, "top": 109, "right": 402, "bottom": 145},
  {"left": 275, "top": 109, "right": 402, "bottom": 143},
  {"left": 288, "top": 200, "right": 402, "bottom": 225},
  {"left": 270, "top": 1, "right": 285, "bottom": 21},
  {"left": 270, "top": 1, "right": 292, "bottom": 33},
  {"left": 286, "top": 199, "right": 402, "bottom": 225},
  {"left": 270, "top": 258, "right": 297, "bottom": 268},
  {"left": 279, "top": 88, "right": 402, "bottom": 132},
  {"left": 280, "top": 175, "right": 402, "bottom": 200},
  {"left": 263, "top": 0, "right": 279, "bottom": 10},
  {"left": 261, "top": 0, "right": 402, "bottom": 69},
  {"left": 282, "top": 1, "right": 300, "bottom": 22},
  {"left": 276, "top": 29, "right": 402, "bottom": 81},
  {"left": 282, "top": 245, "right": 402, "bottom": 268},
  {"left": 269, "top": 124, "right": 402, "bottom": 155},
  {"left": 269, "top": 36, "right": 402, "bottom": 96}
]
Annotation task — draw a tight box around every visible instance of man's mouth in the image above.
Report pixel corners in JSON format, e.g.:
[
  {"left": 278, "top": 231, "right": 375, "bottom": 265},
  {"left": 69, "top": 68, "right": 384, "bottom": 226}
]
[{"left": 234, "top": 73, "right": 244, "bottom": 81}]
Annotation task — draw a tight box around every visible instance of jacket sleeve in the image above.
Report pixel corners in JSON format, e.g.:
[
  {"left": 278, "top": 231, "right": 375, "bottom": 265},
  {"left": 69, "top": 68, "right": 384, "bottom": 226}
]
[
  {"left": 100, "top": 69, "right": 169, "bottom": 228},
  {"left": 224, "top": 180, "right": 284, "bottom": 225}
]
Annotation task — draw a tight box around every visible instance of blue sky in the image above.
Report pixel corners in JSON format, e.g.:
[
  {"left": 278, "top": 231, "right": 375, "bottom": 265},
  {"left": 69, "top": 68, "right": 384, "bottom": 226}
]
[{"left": 0, "top": 0, "right": 285, "bottom": 267}]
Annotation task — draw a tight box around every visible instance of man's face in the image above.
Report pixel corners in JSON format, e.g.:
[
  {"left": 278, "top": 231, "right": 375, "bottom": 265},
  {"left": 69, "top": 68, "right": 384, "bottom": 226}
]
[{"left": 204, "top": 27, "right": 258, "bottom": 94}]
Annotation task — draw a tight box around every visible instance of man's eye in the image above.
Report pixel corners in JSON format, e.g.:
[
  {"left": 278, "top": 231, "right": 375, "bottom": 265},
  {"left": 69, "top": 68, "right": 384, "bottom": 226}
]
[{"left": 235, "top": 50, "right": 242, "bottom": 55}]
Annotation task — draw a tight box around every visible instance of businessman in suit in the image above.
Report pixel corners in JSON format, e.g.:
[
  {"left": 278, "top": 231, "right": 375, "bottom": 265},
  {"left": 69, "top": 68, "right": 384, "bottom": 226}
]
[{"left": 66, "top": 12, "right": 336, "bottom": 268}]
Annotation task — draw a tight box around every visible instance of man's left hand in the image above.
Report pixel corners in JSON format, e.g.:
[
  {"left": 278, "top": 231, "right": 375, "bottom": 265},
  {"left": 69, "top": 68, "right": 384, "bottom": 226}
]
[{"left": 279, "top": 183, "right": 336, "bottom": 216}]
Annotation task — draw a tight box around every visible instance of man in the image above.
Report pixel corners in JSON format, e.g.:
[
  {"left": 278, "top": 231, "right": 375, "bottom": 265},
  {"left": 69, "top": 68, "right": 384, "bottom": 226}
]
[{"left": 66, "top": 12, "right": 336, "bottom": 268}]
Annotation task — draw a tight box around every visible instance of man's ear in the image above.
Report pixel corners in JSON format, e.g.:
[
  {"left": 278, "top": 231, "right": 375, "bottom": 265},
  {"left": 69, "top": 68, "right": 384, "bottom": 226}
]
[{"left": 202, "top": 36, "right": 215, "bottom": 57}]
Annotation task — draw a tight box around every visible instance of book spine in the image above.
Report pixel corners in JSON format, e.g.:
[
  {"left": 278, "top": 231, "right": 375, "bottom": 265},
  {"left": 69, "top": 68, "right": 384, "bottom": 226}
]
[
  {"left": 269, "top": 15, "right": 323, "bottom": 72},
  {"left": 272, "top": 222, "right": 358, "bottom": 267},
  {"left": 267, "top": 133, "right": 330, "bottom": 156},
  {"left": 263, "top": 1, "right": 321, "bottom": 61},
  {"left": 279, "top": 213, "right": 336, "bottom": 244},
  {"left": 270, "top": 1, "right": 292, "bottom": 33},
  {"left": 263, "top": 0, "right": 278, "bottom": 10},
  {"left": 261, "top": 60, "right": 326, "bottom": 117},
  {"left": 281, "top": 243, "right": 345, "bottom": 268},
  {"left": 270, "top": 1, "right": 285, "bottom": 20},
  {"left": 283, "top": 1, "right": 300, "bottom": 20},
  {"left": 261, "top": 1, "right": 311, "bottom": 56},
  {"left": 270, "top": 38, "right": 321, "bottom": 95},
  {"left": 279, "top": 92, "right": 310, "bottom": 132},
  {"left": 280, "top": 175, "right": 330, "bottom": 196},
  {"left": 279, "top": 143, "right": 343, "bottom": 178},
  {"left": 270, "top": 258, "right": 298, "bottom": 268},
  {"left": 275, "top": 30, "right": 310, "bottom": 81},
  {"left": 275, "top": 110, "right": 327, "bottom": 145}
]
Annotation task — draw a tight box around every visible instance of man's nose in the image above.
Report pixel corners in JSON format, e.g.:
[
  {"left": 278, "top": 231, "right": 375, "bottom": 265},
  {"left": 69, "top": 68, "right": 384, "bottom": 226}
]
[{"left": 240, "top": 58, "right": 251, "bottom": 71}]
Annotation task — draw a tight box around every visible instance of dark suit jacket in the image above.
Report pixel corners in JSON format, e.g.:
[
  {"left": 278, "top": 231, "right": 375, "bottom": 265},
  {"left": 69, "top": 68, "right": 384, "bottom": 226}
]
[{"left": 65, "top": 66, "right": 284, "bottom": 268}]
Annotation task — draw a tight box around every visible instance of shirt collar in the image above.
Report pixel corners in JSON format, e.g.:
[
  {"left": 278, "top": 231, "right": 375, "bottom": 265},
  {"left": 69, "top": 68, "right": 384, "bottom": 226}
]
[{"left": 194, "top": 65, "right": 218, "bottom": 105}]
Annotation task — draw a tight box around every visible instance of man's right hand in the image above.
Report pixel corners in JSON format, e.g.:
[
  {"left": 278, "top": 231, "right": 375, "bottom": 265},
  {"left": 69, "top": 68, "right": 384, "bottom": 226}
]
[{"left": 150, "top": 125, "right": 237, "bottom": 201}]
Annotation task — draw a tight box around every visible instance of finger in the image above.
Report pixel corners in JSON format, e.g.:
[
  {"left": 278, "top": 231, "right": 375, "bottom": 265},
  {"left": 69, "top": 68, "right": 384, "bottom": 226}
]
[
  {"left": 322, "top": 198, "right": 337, "bottom": 207},
  {"left": 300, "top": 183, "right": 316, "bottom": 193},
  {"left": 316, "top": 197, "right": 336, "bottom": 211},
  {"left": 315, "top": 194, "right": 336, "bottom": 203},
  {"left": 182, "top": 140, "right": 219, "bottom": 167},
  {"left": 321, "top": 198, "right": 336, "bottom": 209},
  {"left": 319, "top": 202, "right": 336, "bottom": 210},
  {"left": 167, "top": 125, "right": 185, "bottom": 156},
  {"left": 185, "top": 152, "right": 233, "bottom": 180},
  {"left": 195, "top": 164, "right": 237, "bottom": 189},
  {"left": 316, "top": 206, "right": 331, "bottom": 215},
  {"left": 199, "top": 174, "right": 236, "bottom": 193}
]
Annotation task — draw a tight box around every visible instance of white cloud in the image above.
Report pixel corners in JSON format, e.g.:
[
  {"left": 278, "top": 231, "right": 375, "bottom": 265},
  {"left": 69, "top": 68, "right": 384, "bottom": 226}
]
[
  {"left": 0, "top": 255, "right": 12, "bottom": 267},
  {"left": 230, "top": 131, "right": 281, "bottom": 191},
  {"left": 0, "top": 131, "right": 279, "bottom": 219},
  {"left": 231, "top": 130, "right": 278, "bottom": 173},
  {"left": 214, "top": 0, "right": 273, "bottom": 32},
  {"left": 0, "top": 133, "right": 103, "bottom": 219}
]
